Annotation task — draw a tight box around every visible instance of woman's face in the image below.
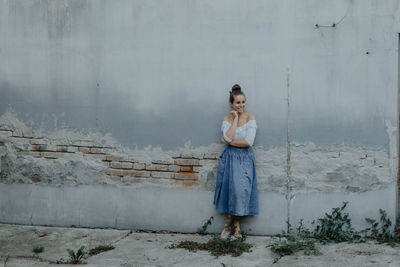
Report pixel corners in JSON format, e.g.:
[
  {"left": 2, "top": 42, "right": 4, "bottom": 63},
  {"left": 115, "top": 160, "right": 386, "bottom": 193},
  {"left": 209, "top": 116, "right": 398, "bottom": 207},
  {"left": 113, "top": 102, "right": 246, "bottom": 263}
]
[{"left": 230, "top": 94, "right": 246, "bottom": 113}]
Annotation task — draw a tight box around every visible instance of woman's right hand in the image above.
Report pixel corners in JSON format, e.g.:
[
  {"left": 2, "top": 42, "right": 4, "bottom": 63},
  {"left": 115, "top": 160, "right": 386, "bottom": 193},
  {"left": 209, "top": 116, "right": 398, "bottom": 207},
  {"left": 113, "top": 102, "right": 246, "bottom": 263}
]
[{"left": 231, "top": 110, "right": 238, "bottom": 119}]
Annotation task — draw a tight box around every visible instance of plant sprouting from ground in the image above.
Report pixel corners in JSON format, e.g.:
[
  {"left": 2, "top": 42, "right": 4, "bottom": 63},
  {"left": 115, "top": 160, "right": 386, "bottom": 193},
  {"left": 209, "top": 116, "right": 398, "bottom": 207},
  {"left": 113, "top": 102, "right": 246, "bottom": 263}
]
[
  {"left": 88, "top": 244, "right": 115, "bottom": 255},
  {"left": 169, "top": 234, "right": 252, "bottom": 257},
  {"left": 311, "top": 202, "right": 360, "bottom": 243},
  {"left": 197, "top": 216, "right": 214, "bottom": 235},
  {"left": 32, "top": 246, "right": 44, "bottom": 253},
  {"left": 56, "top": 246, "right": 86, "bottom": 264}
]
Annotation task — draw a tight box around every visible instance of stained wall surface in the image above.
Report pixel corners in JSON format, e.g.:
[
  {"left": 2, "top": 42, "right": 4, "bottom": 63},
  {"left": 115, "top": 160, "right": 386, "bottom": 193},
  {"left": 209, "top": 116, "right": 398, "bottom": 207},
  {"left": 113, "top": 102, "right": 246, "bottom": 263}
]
[{"left": 0, "top": 0, "right": 399, "bottom": 233}]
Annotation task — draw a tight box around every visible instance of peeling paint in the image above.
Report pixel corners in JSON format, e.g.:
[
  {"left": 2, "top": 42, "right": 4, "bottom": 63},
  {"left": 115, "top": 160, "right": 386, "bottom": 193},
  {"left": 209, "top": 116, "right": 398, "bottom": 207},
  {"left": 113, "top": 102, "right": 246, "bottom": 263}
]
[{"left": 0, "top": 111, "right": 395, "bottom": 194}]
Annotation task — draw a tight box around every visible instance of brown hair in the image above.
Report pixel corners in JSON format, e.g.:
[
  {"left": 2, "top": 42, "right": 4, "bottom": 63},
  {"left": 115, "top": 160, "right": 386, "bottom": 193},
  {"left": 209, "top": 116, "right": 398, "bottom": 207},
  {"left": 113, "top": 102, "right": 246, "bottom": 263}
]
[{"left": 229, "top": 84, "right": 245, "bottom": 103}]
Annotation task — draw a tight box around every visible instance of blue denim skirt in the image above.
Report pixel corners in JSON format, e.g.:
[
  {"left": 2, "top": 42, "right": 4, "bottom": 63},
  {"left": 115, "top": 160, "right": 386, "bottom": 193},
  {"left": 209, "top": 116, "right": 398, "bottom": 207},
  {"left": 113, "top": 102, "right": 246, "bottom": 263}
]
[{"left": 213, "top": 146, "right": 259, "bottom": 216}]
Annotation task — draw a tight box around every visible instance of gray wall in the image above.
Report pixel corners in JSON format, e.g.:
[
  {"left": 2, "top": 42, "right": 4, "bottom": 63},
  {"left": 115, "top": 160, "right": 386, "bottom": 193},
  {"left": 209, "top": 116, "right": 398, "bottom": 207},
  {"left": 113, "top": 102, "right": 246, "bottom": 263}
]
[
  {"left": 0, "top": 0, "right": 399, "bottom": 233},
  {"left": 1, "top": 0, "right": 397, "bottom": 150}
]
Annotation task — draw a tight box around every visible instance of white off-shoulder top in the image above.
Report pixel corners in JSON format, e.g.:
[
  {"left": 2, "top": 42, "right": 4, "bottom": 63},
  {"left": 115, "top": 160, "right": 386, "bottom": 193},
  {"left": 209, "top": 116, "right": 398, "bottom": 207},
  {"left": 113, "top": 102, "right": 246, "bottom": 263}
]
[{"left": 221, "top": 120, "right": 257, "bottom": 146}]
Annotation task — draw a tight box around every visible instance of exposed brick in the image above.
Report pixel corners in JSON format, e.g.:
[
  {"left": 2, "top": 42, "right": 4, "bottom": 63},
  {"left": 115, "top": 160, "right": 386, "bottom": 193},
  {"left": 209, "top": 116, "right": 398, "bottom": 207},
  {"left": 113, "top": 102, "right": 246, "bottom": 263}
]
[
  {"left": 0, "top": 130, "right": 13, "bottom": 137},
  {"left": 78, "top": 146, "right": 90, "bottom": 153},
  {"left": 168, "top": 165, "right": 180, "bottom": 172},
  {"left": 67, "top": 146, "right": 78, "bottom": 153},
  {"left": 40, "top": 152, "right": 66, "bottom": 159},
  {"left": 19, "top": 151, "right": 41, "bottom": 157},
  {"left": 133, "top": 163, "right": 145, "bottom": 170},
  {"left": 199, "top": 159, "right": 218, "bottom": 166},
  {"left": 151, "top": 171, "right": 174, "bottom": 179},
  {"left": 193, "top": 166, "right": 202, "bottom": 173},
  {"left": 106, "top": 169, "right": 125, "bottom": 176},
  {"left": 174, "top": 158, "right": 200, "bottom": 166},
  {"left": 174, "top": 173, "right": 198, "bottom": 180},
  {"left": 180, "top": 166, "right": 193, "bottom": 172},
  {"left": 121, "top": 162, "right": 133, "bottom": 169},
  {"left": 106, "top": 155, "right": 125, "bottom": 162},
  {"left": 152, "top": 159, "right": 174, "bottom": 165},
  {"left": 106, "top": 169, "right": 150, "bottom": 177},
  {"left": 125, "top": 170, "right": 151, "bottom": 177},
  {"left": 89, "top": 147, "right": 105, "bottom": 154},
  {"left": 110, "top": 162, "right": 121, "bottom": 168},
  {"left": 179, "top": 153, "right": 194, "bottom": 159},
  {"left": 203, "top": 153, "right": 219, "bottom": 159},
  {"left": 146, "top": 164, "right": 169, "bottom": 171},
  {"left": 110, "top": 162, "right": 133, "bottom": 169},
  {"left": 56, "top": 146, "right": 68, "bottom": 152}
]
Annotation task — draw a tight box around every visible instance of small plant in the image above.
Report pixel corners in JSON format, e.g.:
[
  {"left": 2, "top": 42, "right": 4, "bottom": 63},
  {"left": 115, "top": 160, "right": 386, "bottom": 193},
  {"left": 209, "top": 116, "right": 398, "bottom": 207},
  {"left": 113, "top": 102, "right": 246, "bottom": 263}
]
[
  {"left": 311, "top": 202, "right": 359, "bottom": 243},
  {"left": 169, "top": 234, "right": 252, "bottom": 257},
  {"left": 4, "top": 255, "right": 10, "bottom": 267},
  {"left": 32, "top": 246, "right": 44, "bottom": 253},
  {"left": 270, "top": 235, "right": 320, "bottom": 262},
  {"left": 363, "top": 209, "right": 400, "bottom": 246},
  {"left": 88, "top": 244, "right": 115, "bottom": 255},
  {"left": 197, "top": 216, "right": 214, "bottom": 235},
  {"left": 67, "top": 246, "right": 86, "bottom": 264}
]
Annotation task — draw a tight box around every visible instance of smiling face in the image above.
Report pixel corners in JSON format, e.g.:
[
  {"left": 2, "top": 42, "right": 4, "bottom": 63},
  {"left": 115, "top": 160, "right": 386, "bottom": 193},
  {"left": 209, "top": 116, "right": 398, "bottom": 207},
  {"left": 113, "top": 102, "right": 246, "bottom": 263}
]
[{"left": 230, "top": 94, "right": 246, "bottom": 113}]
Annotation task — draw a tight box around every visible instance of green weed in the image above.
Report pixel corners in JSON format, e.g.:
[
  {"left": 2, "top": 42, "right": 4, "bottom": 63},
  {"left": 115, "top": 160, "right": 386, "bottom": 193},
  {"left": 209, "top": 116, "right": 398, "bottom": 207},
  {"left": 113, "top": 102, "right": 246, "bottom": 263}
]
[
  {"left": 197, "top": 216, "right": 214, "bottom": 235},
  {"left": 169, "top": 234, "right": 252, "bottom": 257},
  {"left": 88, "top": 244, "right": 115, "bottom": 256},
  {"left": 32, "top": 246, "right": 44, "bottom": 254}
]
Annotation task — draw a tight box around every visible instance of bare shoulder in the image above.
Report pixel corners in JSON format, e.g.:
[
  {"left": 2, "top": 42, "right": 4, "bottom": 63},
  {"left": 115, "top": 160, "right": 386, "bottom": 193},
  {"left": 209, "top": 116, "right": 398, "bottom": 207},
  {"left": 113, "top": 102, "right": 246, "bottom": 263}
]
[
  {"left": 247, "top": 113, "right": 256, "bottom": 121},
  {"left": 222, "top": 114, "right": 233, "bottom": 123}
]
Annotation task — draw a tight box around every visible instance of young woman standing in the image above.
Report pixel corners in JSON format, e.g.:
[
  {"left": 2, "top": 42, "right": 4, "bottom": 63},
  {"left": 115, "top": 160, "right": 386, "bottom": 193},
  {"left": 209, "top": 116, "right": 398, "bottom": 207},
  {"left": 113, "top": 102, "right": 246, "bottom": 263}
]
[{"left": 213, "top": 84, "right": 259, "bottom": 239}]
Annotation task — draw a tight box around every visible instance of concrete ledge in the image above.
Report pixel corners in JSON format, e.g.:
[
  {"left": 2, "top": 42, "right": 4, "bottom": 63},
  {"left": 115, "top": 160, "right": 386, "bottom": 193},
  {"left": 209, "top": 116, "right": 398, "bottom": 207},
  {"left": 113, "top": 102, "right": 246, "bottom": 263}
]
[
  {"left": 290, "top": 185, "right": 397, "bottom": 231},
  {"left": 0, "top": 183, "right": 396, "bottom": 235}
]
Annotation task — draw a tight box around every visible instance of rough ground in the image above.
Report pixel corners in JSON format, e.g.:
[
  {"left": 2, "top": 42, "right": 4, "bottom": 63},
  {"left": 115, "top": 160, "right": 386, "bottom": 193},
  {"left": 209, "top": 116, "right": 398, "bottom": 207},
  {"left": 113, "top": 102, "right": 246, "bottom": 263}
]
[{"left": 1, "top": 223, "right": 400, "bottom": 266}]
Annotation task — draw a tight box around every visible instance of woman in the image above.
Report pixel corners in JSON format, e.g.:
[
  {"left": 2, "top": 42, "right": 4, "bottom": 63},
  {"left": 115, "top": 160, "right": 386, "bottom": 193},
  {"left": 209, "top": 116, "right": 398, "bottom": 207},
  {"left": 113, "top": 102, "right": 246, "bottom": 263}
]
[{"left": 213, "top": 84, "right": 259, "bottom": 240}]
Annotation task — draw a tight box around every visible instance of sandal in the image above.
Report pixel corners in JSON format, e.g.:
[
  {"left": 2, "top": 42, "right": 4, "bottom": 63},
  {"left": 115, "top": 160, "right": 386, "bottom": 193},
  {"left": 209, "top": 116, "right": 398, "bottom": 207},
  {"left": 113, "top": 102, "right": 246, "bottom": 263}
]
[{"left": 220, "top": 228, "right": 231, "bottom": 240}]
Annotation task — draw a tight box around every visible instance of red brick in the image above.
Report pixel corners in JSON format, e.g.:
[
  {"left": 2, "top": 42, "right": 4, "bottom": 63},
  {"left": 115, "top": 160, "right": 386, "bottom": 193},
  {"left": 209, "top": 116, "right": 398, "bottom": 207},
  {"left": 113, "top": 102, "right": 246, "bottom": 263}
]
[
  {"left": 180, "top": 166, "right": 193, "bottom": 172},
  {"left": 110, "top": 162, "right": 132, "bottom": 169},
  {"left": 133, "top": 163, "right": 145, "bottom": 170},
  {"left": 174, "top": 173, "right": 198, "bottom": 180},
  {"left": 152, "top": 159, "right": 174, "bottom": 164},
  {"left": 203, "top": 153, "right": 219, "bottom": 159},
  {"left": 19, "top": 151, "right": 41, "bottom": 157},
  {"left": 146, "top": 164, "right": 169, "bottom": 171},
  {"left": 151, "top": 172, "right": 174, "bottom": 179},
  {"left": 199, "top": 159, "right": 218, "bottom": 166},
  {"left": 125, "top": 170, "right": 151, "bottom": 177},
  {"left": 106, "top": 169, "right": 150, "bottom": 177},
  {"left": 40, "top": 152, "right": 66, "bottom": 159},
  {"left": 106, "top": 169, "right": 125, "bottom": 176},
  {"left": 174, "top": 158, "right": 200, "bottom": 166},
  {"left": 106, "top": 155, "right": 125, "bottom": 162},
  {"left": 89, "top": 147, "right": 105, "bottom": 154},
  {"left": 78, "top": 147, "right": 90, "bottom": 153}
]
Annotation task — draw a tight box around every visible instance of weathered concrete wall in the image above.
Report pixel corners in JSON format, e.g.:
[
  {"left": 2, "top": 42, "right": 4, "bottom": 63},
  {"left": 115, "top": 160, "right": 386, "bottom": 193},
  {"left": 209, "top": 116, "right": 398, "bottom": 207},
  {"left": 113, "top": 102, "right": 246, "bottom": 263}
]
[{"left": 0, "top": 0, "right": 399, "bottom": 233}]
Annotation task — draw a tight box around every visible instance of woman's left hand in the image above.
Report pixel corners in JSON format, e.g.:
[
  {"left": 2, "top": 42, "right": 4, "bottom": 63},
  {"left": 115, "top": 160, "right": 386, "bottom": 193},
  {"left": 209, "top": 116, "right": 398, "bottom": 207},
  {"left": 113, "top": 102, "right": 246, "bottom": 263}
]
[{"left": 220, "top": 136, "right": 229, "bottom": 144}]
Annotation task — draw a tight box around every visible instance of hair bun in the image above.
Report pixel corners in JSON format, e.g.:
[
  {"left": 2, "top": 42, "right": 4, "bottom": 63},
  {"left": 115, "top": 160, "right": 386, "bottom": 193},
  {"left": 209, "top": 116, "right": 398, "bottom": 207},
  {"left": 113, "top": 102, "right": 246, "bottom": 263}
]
[{"left": 231, "top": 84, "right": 242, "bottom": 93}]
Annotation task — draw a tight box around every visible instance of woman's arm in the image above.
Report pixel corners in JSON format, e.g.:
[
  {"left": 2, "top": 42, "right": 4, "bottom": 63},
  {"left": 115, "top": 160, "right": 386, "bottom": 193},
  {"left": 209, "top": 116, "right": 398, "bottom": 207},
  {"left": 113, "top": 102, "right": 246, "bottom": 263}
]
[{"left": 224, "top": 112, "right": 238, "bottom": 140}]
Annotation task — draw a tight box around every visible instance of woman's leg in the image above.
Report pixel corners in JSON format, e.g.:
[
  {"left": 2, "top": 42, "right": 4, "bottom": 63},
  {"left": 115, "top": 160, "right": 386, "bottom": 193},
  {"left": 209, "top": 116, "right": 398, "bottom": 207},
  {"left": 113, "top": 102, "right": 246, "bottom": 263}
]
[
  {"left": 220, "top": 213, "right": 234, "bottom": 239},
  {"left": 232, "top": 215, "right": 242, "bottom": 237}
]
